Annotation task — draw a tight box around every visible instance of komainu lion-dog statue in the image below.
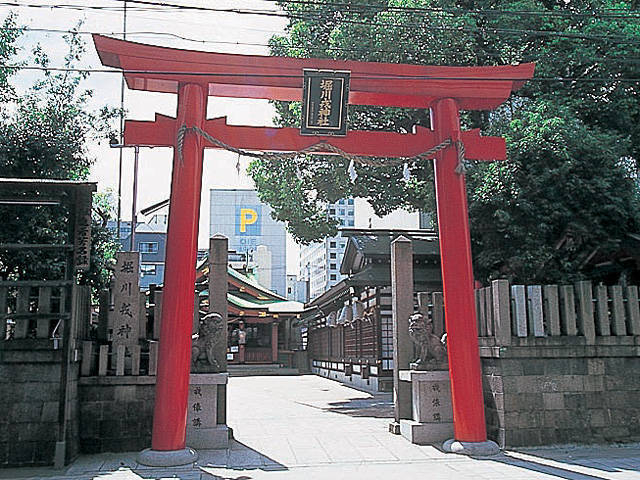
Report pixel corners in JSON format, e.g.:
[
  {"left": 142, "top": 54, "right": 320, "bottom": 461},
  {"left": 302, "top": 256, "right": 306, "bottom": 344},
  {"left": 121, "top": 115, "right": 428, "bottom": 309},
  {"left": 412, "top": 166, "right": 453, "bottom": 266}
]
[
  {"left": 191, "top": 312, "right": 225, "bottom": 372},
  {"left": 408, "top": 312, "right": 447, "bottom": 370}
]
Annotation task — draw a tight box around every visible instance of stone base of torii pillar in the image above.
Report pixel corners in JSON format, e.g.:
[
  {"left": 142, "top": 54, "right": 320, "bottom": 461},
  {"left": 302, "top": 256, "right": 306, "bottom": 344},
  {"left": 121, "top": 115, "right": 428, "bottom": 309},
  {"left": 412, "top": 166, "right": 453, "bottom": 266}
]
[{"left": 138, "top": 447, "right": 198, "bottom": 467}]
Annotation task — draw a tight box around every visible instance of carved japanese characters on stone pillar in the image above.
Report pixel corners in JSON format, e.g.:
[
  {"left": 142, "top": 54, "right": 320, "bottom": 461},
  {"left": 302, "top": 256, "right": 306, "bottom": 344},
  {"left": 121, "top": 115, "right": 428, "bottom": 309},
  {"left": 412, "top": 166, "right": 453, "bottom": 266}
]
[
  {"left": 191, "top": 312, "right": 226, "bottom": 373},
  {"left": 408, "top": 312, "right": 447, "bottom": 370}
]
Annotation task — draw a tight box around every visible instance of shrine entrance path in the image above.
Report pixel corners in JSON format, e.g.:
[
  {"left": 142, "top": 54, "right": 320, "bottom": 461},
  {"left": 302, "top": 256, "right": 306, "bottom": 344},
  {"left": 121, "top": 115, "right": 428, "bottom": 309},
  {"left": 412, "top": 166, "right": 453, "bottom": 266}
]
[{"left": 3, "top": 375, "right": 640, "bottom": 479}]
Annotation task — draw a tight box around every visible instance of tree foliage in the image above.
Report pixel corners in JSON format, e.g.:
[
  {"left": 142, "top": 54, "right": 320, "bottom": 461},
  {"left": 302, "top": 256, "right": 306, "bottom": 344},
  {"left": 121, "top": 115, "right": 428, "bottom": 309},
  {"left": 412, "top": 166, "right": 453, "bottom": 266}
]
[
  {"left": 0, "top": 19, "right": 119, "bottom": 290},
  {"left": 248, "top": 0, "right": 640, "bottom": 283}
]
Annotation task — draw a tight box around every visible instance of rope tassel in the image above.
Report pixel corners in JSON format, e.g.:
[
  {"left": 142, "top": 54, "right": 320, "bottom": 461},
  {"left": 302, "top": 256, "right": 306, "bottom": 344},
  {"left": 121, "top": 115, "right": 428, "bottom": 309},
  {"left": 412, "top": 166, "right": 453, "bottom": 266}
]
[
  {"left": 176, "top": 124, "right": 188, "bottom": 164},
  {"left": 454, "top": 140, "right": 467, "bottom": 175}
]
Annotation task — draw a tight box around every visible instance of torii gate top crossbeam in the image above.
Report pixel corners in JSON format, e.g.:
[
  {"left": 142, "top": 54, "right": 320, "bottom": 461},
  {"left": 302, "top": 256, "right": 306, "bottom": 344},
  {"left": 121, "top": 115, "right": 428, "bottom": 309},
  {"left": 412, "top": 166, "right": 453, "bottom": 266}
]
[{"left": 93, "top": 35, "right": 533, "bottom": 110}]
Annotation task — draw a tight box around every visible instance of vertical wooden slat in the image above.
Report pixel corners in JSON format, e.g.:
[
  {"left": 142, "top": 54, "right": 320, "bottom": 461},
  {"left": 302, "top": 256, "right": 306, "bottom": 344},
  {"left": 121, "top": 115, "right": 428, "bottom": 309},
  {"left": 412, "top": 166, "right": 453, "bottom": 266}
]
[
  {"left": 625, "top": 286, "right": 640, "bottom": 335},
  {"left": 98, "top": 344, "right": 109, "bottom": 376},
  {"left": 559, "top": 286, "right": 577, "bottom": 336},
  {"left": 0, "top": 287, "right": 7, "bottom": 340},
  {"left": 130, "top": 345, "right": 141, "bottom": 376},
  {"left": 511, "top": 285, "right": 527, "bottom": 337},
  {"left": 148, "top": 340, "right": 158, "bottom": 375},
  {"left": 138, "top": 292, "right": 147, "bottom": 340},
  {"left": 36, "top": 287, "right": 52, "bottom": 339},
  {"left": 543, "top": 285, "right": 561, "bottom": 336},
  {"left": 115, "top": 344, "right": 125, "bottom": 376},
  {"left": 477, "top": 289, "right": 487, "bottom": 336},
  {"left": 527, "top": 285, "right": 545, "bottom": 337},
  {"left": 609, "top": 285, "right": 627, "bottom": 336},
  {"left": 81, "top": 341, "right": 93, "bottom": 376},
  {"left": 594, "top": 285, "right": 611, "bottom": 336},
  {"left": 97, "top": 289, "right": 110, "bottom": 342},
  {"left": 193, "top": 292, "right": 200, "bottom": 335},
  {"left": 15, "top": 286, "right": 30, "bottom": 339},
  {"left": 431, "top": 292, "right": 444, "bottom": 338},
  {"left": 59, "top": 285, "right": 67, "bottom": 314},
  {"left": 492, "top": 280, "right": 511, "bottom": 345},
  {"left": 153, "top": 291, "right": 163, "bottom": 340},
  {"left": 417, "top": 292, "right": 429, "bottom": 316},
  {"left": 484, "top": 287, "right": 494, "bottom": 336},
  {"left": 575, "top": 281, "right": 596, "bottom": 344}
]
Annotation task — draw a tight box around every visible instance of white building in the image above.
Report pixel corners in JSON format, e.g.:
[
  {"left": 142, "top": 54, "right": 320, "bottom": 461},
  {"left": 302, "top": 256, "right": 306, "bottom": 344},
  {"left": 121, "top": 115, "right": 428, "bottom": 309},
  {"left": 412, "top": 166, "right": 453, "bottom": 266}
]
[
  {"left": 299, "top": 199, "right": 354, "bottom": 300},
  {"left": 286, "top": 274, "right": 308, "bottom": 303},
  {"left": 209, "top": 189, "right": 287, "bottom": 297}
]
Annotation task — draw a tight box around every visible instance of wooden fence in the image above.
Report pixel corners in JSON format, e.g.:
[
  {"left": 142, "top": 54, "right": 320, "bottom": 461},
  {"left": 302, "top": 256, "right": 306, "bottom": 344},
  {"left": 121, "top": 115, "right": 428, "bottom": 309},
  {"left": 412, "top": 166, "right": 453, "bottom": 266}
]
[
  {"left": 0, "top": 280, "right": 88, "bottom": 342},
  {"left": 425, "top": 280, "right": 640, "bottom": 345},
  {"left": 80, "top": 340, "right": 159, "bottom": 376}
]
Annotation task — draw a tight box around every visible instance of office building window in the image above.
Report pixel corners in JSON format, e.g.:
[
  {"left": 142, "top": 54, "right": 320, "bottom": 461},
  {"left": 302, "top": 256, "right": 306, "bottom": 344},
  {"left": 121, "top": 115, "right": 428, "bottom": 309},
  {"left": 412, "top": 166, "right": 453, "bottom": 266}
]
[
  {"left": 330, "top": 241, "right": 337, "bottom": 248},
  {"left": 339, "top": 209, "right": 345, "bottom": 215},
  {"left": 330, "top": 263, "right": 336, "bottom": 270},
  {"left": 330, "top": 274, "right": 337, "bottom": 280},
  {"left": 347, "top": 199, "right": 354, "bottom": 205},
  {"left": 287, "top": 287, "right": 292, "bottom": 294},
  {"left": 329, "top": 208, "right": 336, "bottom": 215},
  {"left": 141, "top": 264, "right": 157, "bottom": 276},
  {"left": 330, "top": 253, "right": 336, "bottom": 259},
  {"left": 348, "top": 220, "right": 354, "bottom": 226},
  {"left": 338, "top": 199, "right": 345, "bottom": 205},
  {"left": 348, "top": 210, "right": 354, "bottom": 216},
  {"left": 139, "top": 242, "right": 158, "bottom": 254}
]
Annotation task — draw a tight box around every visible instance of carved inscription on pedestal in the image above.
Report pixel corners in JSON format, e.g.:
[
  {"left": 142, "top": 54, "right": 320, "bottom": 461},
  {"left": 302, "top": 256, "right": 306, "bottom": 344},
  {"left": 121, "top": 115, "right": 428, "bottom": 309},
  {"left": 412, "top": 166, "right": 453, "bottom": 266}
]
[{"left": 111, "top": 252, "right": 140, "bottom": 346}]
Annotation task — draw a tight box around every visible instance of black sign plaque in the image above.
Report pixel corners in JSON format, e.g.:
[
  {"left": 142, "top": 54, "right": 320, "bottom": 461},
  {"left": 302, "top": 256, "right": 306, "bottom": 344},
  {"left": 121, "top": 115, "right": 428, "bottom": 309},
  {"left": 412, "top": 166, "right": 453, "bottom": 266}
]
[{"left": 301, "top": 69, "right": 350, "bottom": 136}]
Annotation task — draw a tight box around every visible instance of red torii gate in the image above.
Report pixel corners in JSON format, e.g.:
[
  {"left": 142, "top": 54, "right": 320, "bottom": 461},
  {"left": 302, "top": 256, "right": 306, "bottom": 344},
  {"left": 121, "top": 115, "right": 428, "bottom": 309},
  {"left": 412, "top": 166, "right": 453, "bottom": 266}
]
[{"left": 93, "top": 34, "right": 534, "bottom": 460}]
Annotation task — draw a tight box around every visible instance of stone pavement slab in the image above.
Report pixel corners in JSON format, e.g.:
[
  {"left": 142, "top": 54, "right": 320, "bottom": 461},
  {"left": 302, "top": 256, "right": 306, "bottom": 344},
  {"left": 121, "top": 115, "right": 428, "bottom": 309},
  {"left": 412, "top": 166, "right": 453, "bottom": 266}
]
[{"left": 1, "top": 375, "right": 640, "bottom": 479}]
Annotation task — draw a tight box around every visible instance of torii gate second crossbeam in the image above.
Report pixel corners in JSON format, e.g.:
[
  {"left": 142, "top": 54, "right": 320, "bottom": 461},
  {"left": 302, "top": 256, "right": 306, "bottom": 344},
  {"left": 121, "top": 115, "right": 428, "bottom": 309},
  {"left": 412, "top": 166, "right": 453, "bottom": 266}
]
[{"left": 93, "top": 34, "right": 534, "bottom": 463}]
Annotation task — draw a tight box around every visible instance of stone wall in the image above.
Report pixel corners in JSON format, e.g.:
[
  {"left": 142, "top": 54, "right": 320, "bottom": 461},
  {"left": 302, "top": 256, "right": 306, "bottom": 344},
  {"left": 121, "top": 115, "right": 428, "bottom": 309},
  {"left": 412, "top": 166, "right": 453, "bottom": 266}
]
[
  {"left": 78, "top": 376, "right": 155, "bottom": 453},
  {"left": 481, "top": 337, "right": 640, "bottom": 447},
  {"left": 0, "top": 340, "right": 78, "bottom": 467}
]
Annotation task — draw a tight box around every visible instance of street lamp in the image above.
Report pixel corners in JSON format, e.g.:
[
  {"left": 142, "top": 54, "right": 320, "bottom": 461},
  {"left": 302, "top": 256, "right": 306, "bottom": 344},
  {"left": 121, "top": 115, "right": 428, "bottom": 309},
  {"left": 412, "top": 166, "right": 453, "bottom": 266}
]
[{"left": 109, "top": 139, "right": 140, "bottom": 252}]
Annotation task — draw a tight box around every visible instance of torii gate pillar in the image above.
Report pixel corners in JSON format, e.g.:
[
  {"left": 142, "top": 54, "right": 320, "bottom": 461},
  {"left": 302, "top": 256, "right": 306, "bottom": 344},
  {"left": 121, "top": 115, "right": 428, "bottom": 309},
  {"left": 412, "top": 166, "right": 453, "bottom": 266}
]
[
  {"left": 432, "top": 99, "right": 498, "bottom": 455},
  {"left": 139, "top": 83, "right": 207, "bottom": 466}
]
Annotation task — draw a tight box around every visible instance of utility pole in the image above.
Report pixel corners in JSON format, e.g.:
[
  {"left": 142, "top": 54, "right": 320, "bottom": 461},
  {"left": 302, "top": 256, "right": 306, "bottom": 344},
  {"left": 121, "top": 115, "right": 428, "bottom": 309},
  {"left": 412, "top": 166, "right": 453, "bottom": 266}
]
[
  {"left": 116, "top": 0, "right": 128, "bottom": 247},
  {"left": 130, "top": 145, "right": 139, "bottom": 251}
]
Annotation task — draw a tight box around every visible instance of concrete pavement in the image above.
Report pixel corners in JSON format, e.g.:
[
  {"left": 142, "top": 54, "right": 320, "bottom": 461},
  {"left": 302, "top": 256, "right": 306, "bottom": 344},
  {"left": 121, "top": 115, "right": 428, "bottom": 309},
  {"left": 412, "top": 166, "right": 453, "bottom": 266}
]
[{"left": 1, "top": 374, "right": 640, "bottom": 479}]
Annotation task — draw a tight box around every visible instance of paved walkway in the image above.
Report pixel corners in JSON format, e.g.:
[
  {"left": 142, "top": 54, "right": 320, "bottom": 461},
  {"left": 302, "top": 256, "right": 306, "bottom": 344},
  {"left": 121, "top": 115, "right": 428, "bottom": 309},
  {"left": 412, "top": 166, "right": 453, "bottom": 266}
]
[{"left": 2, "top": 375, "right": 640, "bottom": 479}]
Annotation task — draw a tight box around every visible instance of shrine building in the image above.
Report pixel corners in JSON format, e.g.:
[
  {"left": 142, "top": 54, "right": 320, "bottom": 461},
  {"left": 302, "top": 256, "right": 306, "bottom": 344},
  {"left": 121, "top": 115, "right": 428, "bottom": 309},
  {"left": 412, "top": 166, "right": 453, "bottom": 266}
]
[
  {"left": 301, "top": 229, "right": 442, "bottom": 392},
  {"left": 194, "top": 256, "right": 304, "bottom": 367}
]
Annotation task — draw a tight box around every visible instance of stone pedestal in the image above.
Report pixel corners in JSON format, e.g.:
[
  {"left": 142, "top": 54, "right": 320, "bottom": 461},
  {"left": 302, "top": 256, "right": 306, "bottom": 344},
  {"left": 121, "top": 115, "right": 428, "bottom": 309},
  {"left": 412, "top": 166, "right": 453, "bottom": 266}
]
[
  {"left": 186, "top": 373, "right": 230, "bottom": 449},
  {"left": 399, "top": 370, "right": 454, "bottom": 445}
]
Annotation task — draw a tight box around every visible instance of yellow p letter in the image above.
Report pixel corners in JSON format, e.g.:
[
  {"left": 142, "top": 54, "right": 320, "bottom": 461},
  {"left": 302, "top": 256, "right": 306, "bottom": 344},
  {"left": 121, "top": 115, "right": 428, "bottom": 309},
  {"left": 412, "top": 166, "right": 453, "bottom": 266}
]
[{"left": 240, "top": 208, "right": 258, "bottom": 233}]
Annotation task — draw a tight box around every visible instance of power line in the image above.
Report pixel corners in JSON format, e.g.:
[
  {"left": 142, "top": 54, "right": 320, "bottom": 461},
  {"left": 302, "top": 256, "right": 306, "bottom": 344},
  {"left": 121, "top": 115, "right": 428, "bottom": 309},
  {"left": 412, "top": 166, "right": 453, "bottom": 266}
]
[
  {"left": 9, "top": 26, "right": 640, "bottom": 65},
  {"left": 4, "top": 63, "right": 640, "bottom": 83},
  {"left": 115, "top": 0, "right": 640, "bottom": 20},
  {"left": 4, "top": 1, "right": 640, "bottom": 45}
]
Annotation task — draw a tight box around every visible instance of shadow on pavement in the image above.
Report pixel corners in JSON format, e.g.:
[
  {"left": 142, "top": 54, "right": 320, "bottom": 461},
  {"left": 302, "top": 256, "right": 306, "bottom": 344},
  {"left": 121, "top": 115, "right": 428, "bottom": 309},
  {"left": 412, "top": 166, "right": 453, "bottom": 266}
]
[
  {"left": 198, "top": 440, "right": 288, "bottom": 480},
  {"left": 476, "top": 447, "right": 640, "bottom": 480},
  {"left": 322, "top": 395, "right": 394, "bottom": 418}
]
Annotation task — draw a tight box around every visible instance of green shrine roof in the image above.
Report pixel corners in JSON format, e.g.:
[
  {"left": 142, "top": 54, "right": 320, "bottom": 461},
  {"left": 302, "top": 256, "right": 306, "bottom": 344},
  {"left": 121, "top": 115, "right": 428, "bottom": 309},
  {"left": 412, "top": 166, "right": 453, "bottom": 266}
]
[{"left": 196, "top": 253, "right": 286, "bottom": 301}]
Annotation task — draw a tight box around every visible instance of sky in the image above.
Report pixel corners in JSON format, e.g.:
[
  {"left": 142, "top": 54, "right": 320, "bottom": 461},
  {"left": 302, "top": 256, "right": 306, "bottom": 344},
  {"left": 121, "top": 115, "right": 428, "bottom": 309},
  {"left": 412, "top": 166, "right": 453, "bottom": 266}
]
[{"left": 2, "top": 0, "right": 419, "bottom": 275}]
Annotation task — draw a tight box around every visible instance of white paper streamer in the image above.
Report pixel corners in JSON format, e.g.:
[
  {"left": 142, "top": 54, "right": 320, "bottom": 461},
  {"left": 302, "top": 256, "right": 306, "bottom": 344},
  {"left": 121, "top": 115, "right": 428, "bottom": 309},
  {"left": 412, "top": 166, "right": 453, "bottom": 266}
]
[
  {"left": 403, "top": 162, "right": 411, "bottom": 182},
  {"left": 348, "top": 159, "right": 358, "bottom": 182}
]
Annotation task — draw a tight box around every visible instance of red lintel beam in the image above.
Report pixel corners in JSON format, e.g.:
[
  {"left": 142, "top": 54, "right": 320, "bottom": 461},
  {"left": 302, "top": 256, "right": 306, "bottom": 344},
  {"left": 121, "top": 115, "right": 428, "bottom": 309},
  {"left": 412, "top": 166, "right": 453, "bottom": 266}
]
[
  {"left": 124, "top": 114, "right": 506, "bottom": 161},
  {"left": 93, "top": 34, "right": 534, "bottom": 111}
]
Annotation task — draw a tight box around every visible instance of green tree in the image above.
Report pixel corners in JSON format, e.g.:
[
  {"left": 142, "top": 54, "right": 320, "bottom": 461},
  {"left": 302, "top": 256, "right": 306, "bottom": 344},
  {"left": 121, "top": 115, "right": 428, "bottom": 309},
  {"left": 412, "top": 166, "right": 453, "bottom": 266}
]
[
  {"left": 249, "top": 0, "right": 640, "bottom": 283},
  {"left": 0, "top": 13, "right": 22, "bottom": 103},
  {"left": 0, "top": 18, "right": 119, "bottom": 290}
]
